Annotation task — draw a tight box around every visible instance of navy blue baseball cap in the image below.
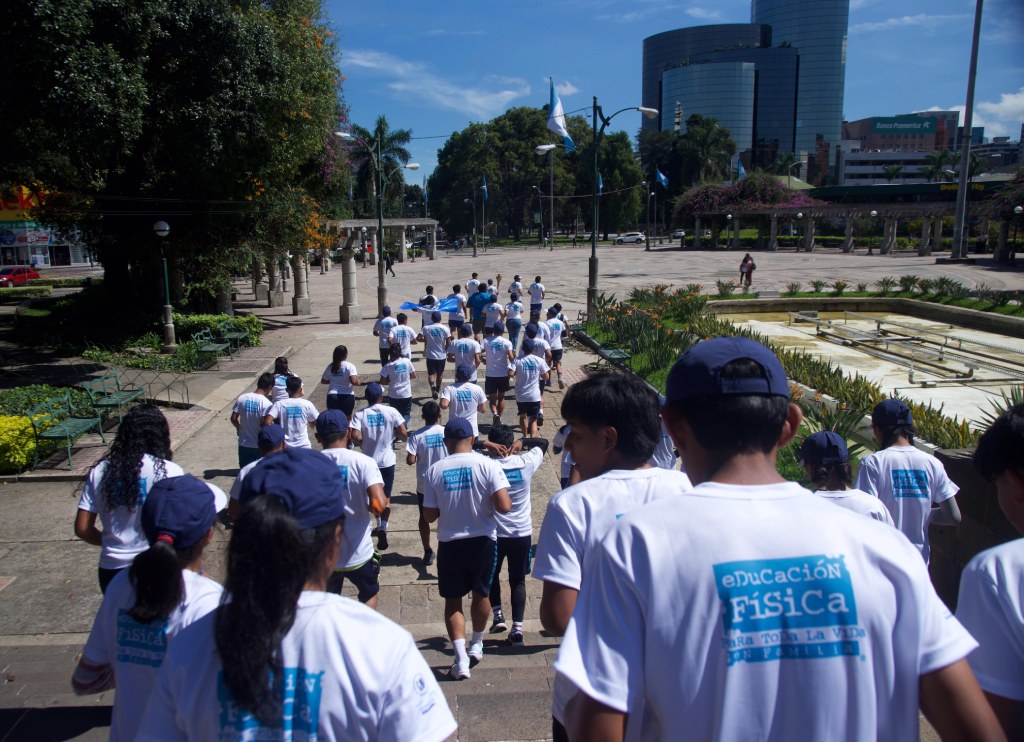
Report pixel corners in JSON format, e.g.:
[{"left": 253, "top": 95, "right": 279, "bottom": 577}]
[
  {"left": 666, "top": 337, "right": 789, "bottom": 403},
  {"left": 431, "top": 310, "right": 442, "bottom": 323},
  {"left": 444, "top": 418, "right": 474, "bottom": 440},
  {"left": 364, "top": 382, "right": 384, "bottom": 401},
  {"left": 872, "top": 399, "right": 913, "bottom": 428},
  {"left": 142, "top": 474, "right": 227, "bottom": 549},
  {"left": 316, "top": 409, "right": 349, "bottom": 437},
  {"left": 492, "top": 321, "right": 505, "bottom": 334},
  {"left": 257, "top": 423, "right": 285, "bottom": 450},
  {"left": 521, "top": 337, "right": 535, "bottom": 355},
  {"left": 239, "top": 447, "right": 345, "bottom": 530},
  {"left": 455, "top": 364, "right": 473, "bottom": 382},
  {"left": 799, "top": 431, "right": 849, "bottom": 466},
  {"left": 382, "top": 305, "right": 392, "bottom": 316}
]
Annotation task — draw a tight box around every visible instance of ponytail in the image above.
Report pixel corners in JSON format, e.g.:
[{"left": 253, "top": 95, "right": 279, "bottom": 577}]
[
  {"left": 215, "top": 495, "right": 341, "bottom": 725},
  {"left": 128, "top": 537, "right": 206, "bottom": 623},
  {"left": 331, "top": 345, "right": 348, "bottom": 375}
]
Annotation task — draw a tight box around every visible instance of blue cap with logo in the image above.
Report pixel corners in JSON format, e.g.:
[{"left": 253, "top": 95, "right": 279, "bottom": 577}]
[
  {"left": 257, "top": 423, "right": 285, "bottom": 450},
  {"left": 142, "top": 474, "right": 227, "bottom": 549},
  {"left": 239, "top": 447, "right": 345, "bottom": 529},
  {"left": 364, "top": 382, "right": 384, "bottom": 401},
  {"left": 315, "top": 409, "right": 349, "bottom": 437},
  {"left": 444, "top": 418, "right": 474, "bottom": 440},
  {"left": 872, "top": 399, "right": 913, "bottom": 428},
  {"left": 666, "top": 337, "right": 789, "bottom": 404},
  {"left": 455, "top": 364, "right": 473, "bottom": 382},
  {"left": 799, "top": 431, "right": 849, "bottom": 466}
]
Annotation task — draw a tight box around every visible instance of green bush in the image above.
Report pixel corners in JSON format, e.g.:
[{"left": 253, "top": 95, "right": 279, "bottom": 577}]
[
  {"left": 27, "top": 277, "right": 102, "bottom": 288},
  {"left": 898, "top": 275, "right": 920, "bottom": 293},
  {"left": 856, "top": 282, "right": 868, "bottom": 293},
  {"left": 83, "top": 337, "right": 203, "bottom": 373},
  {"left": 784, "top": 281, "right": 802, "bottom": 296},
  {"left": 810, "top": 279, "right": 827, "bottom": 293},
  {"left": 715, "top": 280, "right": 736, "bottom": 297},
  {"left": 172, "top": 313, "right": 263, "bottom": 347},
  {"left": 832, "top": 279, "right": 849, "bottom": 296},
  {"left": 875, "top": 277, "right": 897, "bottom": 295},
  {"left": 0, "top": 385, "right": 95, "bottom": 417},
  {"left": 0, "top": 285, "right": 52, "bottom": 303},
  {"left": 0, "top": 415, "right": 39, "bottom": 472}
]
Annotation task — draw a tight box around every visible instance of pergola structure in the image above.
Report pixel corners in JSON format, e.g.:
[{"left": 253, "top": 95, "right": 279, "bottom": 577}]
[{"left": 325, "top": 217, "right": 440, "bottom": 263}]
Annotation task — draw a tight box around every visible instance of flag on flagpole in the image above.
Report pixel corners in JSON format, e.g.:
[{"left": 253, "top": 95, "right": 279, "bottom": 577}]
[
  {"left": 656, "top": 169, "right": 669, "bottom": 188},
  {"left": 481, "top": 175, "right": 488, "bottom": 201},
  {"left": 597, "top": 172, "right": 603, "bottom": 195},
  {"left": 737, "top": 161, "right": 747, "bottom": 180},
  {"left": 423, "top": 175, "right": 428, "bottom": 202},
  {"left": 547, "top": 78, "right": 575, "bottom": 153}
]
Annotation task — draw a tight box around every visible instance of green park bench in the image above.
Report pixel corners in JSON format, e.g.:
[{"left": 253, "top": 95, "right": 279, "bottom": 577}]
[
  {"left": 80, "top": 371, "right": 145, "bottom": 422},
  {"left": 192, "top": 328, "right": 231, "bottom": 367},
  {"left": 597, "top": 346, "right": 631, "bottom": 368},
  {"left": 217, "top": 320, "right": 249, "bottom": 351},
  {"left": 28, "top": 391, "right": 106, "bottom": 469}
]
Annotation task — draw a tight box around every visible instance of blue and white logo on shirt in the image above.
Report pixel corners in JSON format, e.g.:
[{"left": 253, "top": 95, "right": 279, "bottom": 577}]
[
  {"left": 424, "top": 434, "right": 445, "bottom": 451},
  {"left": 115, "top": 610, "right": 168, "bottom": 667},
  {"left": 442, "top": 467, "right": 472, "bottom": 493},
  {"left": 218, "top": 667, "right": 323, "bottom": 736},
  {"left": 366, "top": 413, "right": 386, "bottom": 429},
  {"left": 713, "top": 555, "right": 862, "bottom": 665},
  {"left": 891, "top": 469, "right": 928, "bottom": 498},
  {"left": 504, "top": 468, "right": 524, "bottom": 486}
]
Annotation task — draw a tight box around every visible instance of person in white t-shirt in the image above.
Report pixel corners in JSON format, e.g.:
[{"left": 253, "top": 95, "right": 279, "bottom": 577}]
[
  {"left": 528, "top": 276, "right": 545, "bottom": 316},
  {"left": 417, "top": 311, "right": 452, "bottom": 399},
  {"left": 465, "top": 272, "right": 481, "bottom": 297},
  {"left": 271, "top": 356, "right": 294, "bottom": 402},
  {"left": 72, "top": 474, "right": 226, "bottom": 742},
  {"left": 379, "top": 344, "right": 417, "bottom": 428},
  {"left": 552, "top": 424, "right": 580, "bottom": 489},
  {"left": 556, "top": 337, "right": 999, "bottom": 742},
  {"left": 855, "top": 399, "right": 961, "bottom": 563},
  {"left": 387, "top": 313, "right": 418, "bottom": 360},
  {"left": 484, "top": 296, "right": 505, "bottom": 330},
  {"left": 505, "top": 293, "right": 525, "bottom": 351},
  {"left": 448, "top": 325, "right": 482, "bottom": 382},
  {"left": 315, "top": 410, "right": 387, "bottom": 609},
  {"left": 483, "top": 321, "right": 515, "bottom": 427},
  {"left": 479, "top": 424, "right": 548, "bottom": 645},
  {"left": 350, "top": 383, "right": 408, "bottom": 551},
  {"left": 262, "top": 376, "right": 319, "bottom": 449},
  {"left": 956, "top": 403, "right": 1024, "bottom": 739},
  {"left": 405, "top": 401, "right": 448, "bottom": 566},
  {"left": 544, "top": 307, "right": 567, "bottom": 390},
  {"left": 507, "top": 274, "right": 523, "bottom": 300},
  {"left": 798, "top": 430, "right": 894, "bottom": 525},
  {"left": 228, "top": 424, "right": 286, "bottom": 520},
  {"left": 441, "top": 364, "right": 488, "bottom": 437},
  {"left": 447, "top": 283, "right": 468, "bottom": 332},
  {"left": 532, "top": 372, "right": 692, "bottom": 737},
  {"left": 511, "top": 339, "right": 550, "bottom": 437},
  {"left": 137, "top": 448, "right": 457, "bottom": 742},
  {"left": 230, "top": 372, "right": 274, "bottom": 467},
  {"left": 320, "top": 344, "right": 361, "bottom": 417},
  {"left": 372, "top": 306, "right": 399, "bottom": 367},
  {"left": 521, "top": 323, "right": 553, "bottom": 424},
  {"left": 422, "top": 419, "right": 511, "bottom": 680},
  {"left": 75, "top": 404, "right": 186, "bottom": 593}
]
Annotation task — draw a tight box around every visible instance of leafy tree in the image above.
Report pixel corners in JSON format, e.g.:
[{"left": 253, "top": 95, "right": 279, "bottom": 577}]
[
  {"left": 882, "top": 165, "right": 903, "bottom": 183},
  {"left": 921, "top": 150, "right": 956, "bottom": 182},
  {"left": 677, "top": 115, "right": 736, "bottom": 185},
  {"left": 346, "top": 115, "right": 412, "bottom": 219}
]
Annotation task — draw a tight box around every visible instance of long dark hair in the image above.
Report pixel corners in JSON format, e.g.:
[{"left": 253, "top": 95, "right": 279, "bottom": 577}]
[
  {"left": 128, "top": 537, "right": 207, "bottom": 623},
  {"left": 274, "top": 357, "right": 290, "bottom": 376},
  {"left": 98, "top": 404, "right": 172, "bottom": 512},
  {"left": 809, "top": 462, "right": 853, "bottom": 490},
  {"left": 330, "top": 345, "right": 348, "bottom": 375},
  {"left": 215, "top": 495, "right": 342, "bottom": 725}
]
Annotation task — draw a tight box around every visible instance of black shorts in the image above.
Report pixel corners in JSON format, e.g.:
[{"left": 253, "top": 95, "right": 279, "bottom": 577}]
[
  {"left": 517, "top": 400, "right": 541, "bottom": 418},
  {"left": 485, "top": 376, "right": 510, "bottom": 395},
  {"left": 389, "top": 396, "right": 412, "bottom": 419},
  {"left": 327, "top": 558, "right": 380, "bottom": 603},
  {"left": 449, "top": 320, "right": 464, "bottom": 331},
  {"left": 496, "top": 535, "right": 533, "bottom": 581},
  {"left": 326, "top": 393, "right": 356, "bottom": 417},
  {"left": 437, "top": 536, "right": 498, "bottom": 599},
  {"left": 378, "top": 347, "right": 390, "bottom": 366},
  {"left": 472, "top": 317, "right": 486, "bottom": 334},
  {"left": 426, "top": 358, "right": 446, "bottom": 376},
  {"left": 550, "top": 349, "right": 563, "bottom": 363}
]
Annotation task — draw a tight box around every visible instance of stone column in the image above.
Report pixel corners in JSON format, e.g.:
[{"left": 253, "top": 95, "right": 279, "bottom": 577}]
[
  {"left": 710, "top": 220, "right": 720, "bottom": 249},
  {"left": 398, "top": 225, "right": 408, "bottom": 263},
  {"left": 428, "top": 229, "right": 436, "bottom": 260},
  {"left": 756, "top": 218, "right": 766, "bottom": 250},
  {"left": 880, "top": 218, "right": 895, "bottom": 255},
  {"left": 731, "top": 219, "right": 741, "bottom": 250},
  {"left": 291, "top": 253, "right": 310, "bottom": 315},
  {"left": 693, "top": 217, "right": 702, "bottom": 249},
  {"left": 253, "top": 257, "right": 269, "bottom": 301},
  {"left": 339, "top": 242, "right": 362, "bottom": 323},
  {"left": 768, "top": 216, "right": 779, "bottom": 251},
  {"left": 918, "top": 218, "right": 932, "bottom": 257},
  {"left": 932, "top": 217, "right": 944, "bottom": 253},
  {"left": 996, "top": 219, "right": 1010, "bottom": 263},
  {"left": 267, "top": 259, "right": 284, "bottom": 308},
  {"left": 803, "top": 218, "right": 815, "bottom": 253},
  {"left": 842, "top": 218, "right": 855, "bottom": 253}
]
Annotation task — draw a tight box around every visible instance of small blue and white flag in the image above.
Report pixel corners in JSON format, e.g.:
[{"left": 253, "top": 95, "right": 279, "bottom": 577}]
[
  {"left": 656, "top": 169, "right": 669, "bottom": 188},
  {"left": 481, "top": 174, "right": 488, "bottom": 201},
  {"left": 597, "top": 172, "right": 603, "bottom": 195},
  {"left": 737, "top": 161, "right": 747, "bottom": 180},
  {"left": 423, "top": 176, "right": 428, "bottom": 202},
  {"left": 547, "top": 78, "right": 575, "bottom": 153}
]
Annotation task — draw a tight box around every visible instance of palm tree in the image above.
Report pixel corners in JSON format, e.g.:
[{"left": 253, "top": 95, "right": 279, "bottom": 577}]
[
  {"left": 921, "top": 149, "right": 955, "bottom": 182},
  {"left": 882, "top": 164, "right": 903, "bottom": 183},
  {"left": 678, "top": 119, "right": 736, "bottom": 184},
  {"left": 348, "top": 115, "right": 412, "bottom": 217},
  {"left": 767, "top": 151, "right": 799, "bottom": 175}
]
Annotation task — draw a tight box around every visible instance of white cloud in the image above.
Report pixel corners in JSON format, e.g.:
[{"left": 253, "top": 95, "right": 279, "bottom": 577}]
[
  {"left": 345, "top": 49, "right": 531, "bottom": 120},
  {"left": 850, "top": 14, "right": 971, "bottom": 34},
  {"left": 556, "top": 81, "right": 579, "bottom": 97},
  {"left": 849, "top": 0, "right": 881, "bottom": 10},
  {"left": 978, "top": 87, "right": 1024, "bottom": 122},
  {"left": 916, "top": 105, "right": 1009, "bottom": 139},
  {"left": 686, "top": 7, "right": 723, "bottom": 20}
]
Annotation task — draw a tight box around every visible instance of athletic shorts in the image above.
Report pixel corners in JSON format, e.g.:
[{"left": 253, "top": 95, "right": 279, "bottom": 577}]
[
  {"left": 326, "top": 393, "right": 356, "bottom": 417},
  {"left": 449, "top": 319, "right": 464, "bottom": 331},
  {"left": 517, "top": 400, "right": 541, "bottom": 418},
  {"left": 472, "top": 317, "right": 486, "bottom": 334},
  {"left": 417, "top": 491, "right": 425, "bottom": 513},
  {"left": 327, "top": 558, "right": 380, "bottom": 603},
  {"left": 238, "top": 445, "right": 260, "bottom": 469},
  {"left": 496, "top": 535, "right": 533, "bottom": 580},
  {"left": 378, "top": 348, "right": 390, "bottom": 366},
  {"left": 530, "top": 303, "right": 542, "bottom": 315},
  {"left": 550, "top": 349, "right": 563, "bottom": 363},
  {"left": 437, "top": 536, "right": 498, "bottom": 599},
  {"left": 485, "top": 376, "right": 510, "bottom": 395},
  {"left": 426, "top": 358, "right": 446, "bottom": 376},
  {"left": 389, "top": 396, "right": 412, "bottom": 419}
]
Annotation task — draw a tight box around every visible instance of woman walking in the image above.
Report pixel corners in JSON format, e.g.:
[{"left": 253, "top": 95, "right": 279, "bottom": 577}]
[{"left": 321, "top": 344, "right": 360, "bottom": 417}]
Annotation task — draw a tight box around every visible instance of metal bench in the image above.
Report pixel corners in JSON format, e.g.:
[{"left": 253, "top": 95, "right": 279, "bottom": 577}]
[
  {"left": 80, "top": 371, "right": 145, "bottom": 422},
  {"left": 597, "top": 347, "right": 631, "bottom": 368},
  {"left": 217, "top": 320, "right": 249, "bottom": 351},
  {"left": 192, "top": 328, "right": 231, "bottom": 367},
  {"left": 28, "top": 391, "right": 106, "bottom": 469}
]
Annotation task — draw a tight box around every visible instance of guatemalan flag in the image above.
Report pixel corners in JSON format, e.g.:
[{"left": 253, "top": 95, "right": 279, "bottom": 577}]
[
  {"left": 547, "top": 78, "right": 575, "bottom": 153},
  {"left": 481, "top": 174, "right": 488, "bottom": 201},
  {"left": 656, "top": 169, "right": 669, "bottom": 188},
  {"left": 597, "top": 172, "right": 603, "bottom": 195},
  {"left": 737, "top": 161, "right": 747, "bottom": 180}
]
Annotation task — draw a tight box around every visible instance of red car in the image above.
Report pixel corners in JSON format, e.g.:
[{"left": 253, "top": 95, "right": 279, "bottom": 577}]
[{"left": 0, "top": 266, "right": 41, "bottom": 287}]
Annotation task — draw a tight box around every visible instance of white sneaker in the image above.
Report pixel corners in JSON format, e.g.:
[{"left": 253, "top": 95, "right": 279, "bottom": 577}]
[
  {"left": 449, "top": 661, "right": 471, "bottom": 681},
  {"left": 468, "top": 641, "right": 484, "bottom": 668}
]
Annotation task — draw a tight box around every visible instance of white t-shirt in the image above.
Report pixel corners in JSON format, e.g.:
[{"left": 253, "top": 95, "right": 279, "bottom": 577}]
[
  {"left": 351, "top": 404, "right": 406, "bottom": 468},
  {"left": 483, "top": 336, "right": 513, "bottom": 378},
  {"left": 528, "top": 282, "right": 545, "bottom": 304},
  {"left": 441, "top": 382, "right": 488, "bottom": 436},
  {"left": 522, "top": 336, "right": 551, "bottom": 360},
  {"left": 545, "top": 317, "right": 566, "bottom": 350},
  {"left": 388, "top": 325, "right": 417, "bottom": 358},
  {"left": 322, "top": 361, "right": 358, "bottom": 396},
  {"left": 320, "top": 448, "right": 385, "bottom": 569},
  {"left": 406, "top": 424, "right": 448, "bottom": 494},
  {"left": 271, "top": 373, "right": 291, "bottom": 402},
  {"left": 229, "top": 457, "right": 265, "bottom": 501},
  {"left": 232, "top": 392, "right": 272, "bottom": 448},
  {"left": 420, "top": 323, "right": 452, "bottom": 360},
  {"left": 508, "top": 281, "right": 523, "bottom": 298},
  {"left": 266, "top": 398, "right": 319, "bottom": 449},
  {"left": 484, "top": 301, "right": 504, "bottom": 328},
  {"left": 449, "top": 338, "right": 482, "bottom": 382},
  {"left": 956, "top": 538, "right": 1024, "bottom": 702},
  {"left": 513, "top": 355, "right": 549, "bottom": 402},
  {"left": 79, "top": 455, "right": 186, "bottom": 570},
  {"left": 139, "top": 592, "right": 457, "bottom": 742},
  {"left": 373, "top": 317, "right": 398, "bottom": 349},
  {"left": 505, "top": 301, "right": 524, "bottom": 320},
  {"left": 815, "top": 488, "right": 896, "bottom": 526},
  {"left": 81, "top": 569, "right": 223, "bottom": 742},
  {"left": 553, "top": 481, "right": 978, "bottom": 741},
  {"left": 380, "top": 358, "right": 415, "bottom": 400},
  {"left": 495, "top": 448, "right": 544, "bottom": 538},
  {"left": 854, "top": 446, "right": 959, "bottom": 562},
  {"left": 552, "top": 425, "right": 575, "bottom": 480},
  {"left": 466, "top": 278, "right": 481, "bottom": 295},
  {"left": 422, "top": 452, "right": 510, "bottom": 542},
  {"left": 447, "top": 293, "right": 467, "bottom": 322},
  {"left": 536, "top": 321, "right": 552, "bottom": 343},
  {"left": 649, "top": 420, "right": 677, "bottom": 470}
]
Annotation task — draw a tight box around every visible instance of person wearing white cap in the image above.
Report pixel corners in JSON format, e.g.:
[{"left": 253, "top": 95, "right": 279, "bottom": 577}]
[{"left": 72, "top": 474, "right": 226, "bottom": 742}]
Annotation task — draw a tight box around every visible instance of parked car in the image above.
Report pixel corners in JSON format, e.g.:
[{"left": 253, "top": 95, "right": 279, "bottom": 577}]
[
  {"left": 0, "top": 266, "right": 41, "bottom": 287},
  {"left": 671, "top": 229, "right": 686, "bottom": 239},
  {"left": 614, "top": 232, "right": 645, "bottom": 245}
]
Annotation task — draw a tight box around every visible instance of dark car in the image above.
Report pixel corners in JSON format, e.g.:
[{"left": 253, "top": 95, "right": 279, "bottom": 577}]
[{"left": 0, "top": 266, "right": 41, "bottom": 287}]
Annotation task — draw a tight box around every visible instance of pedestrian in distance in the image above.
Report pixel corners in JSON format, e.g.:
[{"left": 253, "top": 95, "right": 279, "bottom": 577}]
[
  {"left": 799, "top": 431, "right": 894, "bottom": 525},
  {"left": 739, "top": 253, "right": 756, "bottom": 289},
  {"left": 417, "top": 310, "right": 452, "bottom": 400},
  {"left": 405, "top": 401, "right": 448, "bottom": 566},
  {"left": 230, "top": 372, "right": 274, "bottom": 467},
  {"left": 262, "top": 376, "right": 318, "bottom": 449},
  {"left": 385, "top": 252, "right": 396, "bottom": 278},
  {"left": 321, "top": 344, "right": 360, "bottom": 418},
  {"left": 137, "top": 448, "right": 457, "bottom": 741}
]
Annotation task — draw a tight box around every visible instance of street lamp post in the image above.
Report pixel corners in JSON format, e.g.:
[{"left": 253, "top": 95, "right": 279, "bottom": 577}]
[
  {"left": 152, "top": 221, "right": 177, "bottom": 353},
  {"left": 535, "top": 144, "right": 558, "bottom": 252},
  {"left": 464, "top": 197, "right": 477, "bottom": 257},
  {"left": 589, "top": 97, "right": 659, "bottom": 320},
  {"left": 646, "top": 188, "right": 655, "bottom": 252},
  {"left": 869, "top": 210, "right": 878, "bottom": 256},
  {"left": 532, "top": 185, "right": 543, "bottom": 248},
  {"left": 787, "top": 160, "right": 808, "bottom": 190}
]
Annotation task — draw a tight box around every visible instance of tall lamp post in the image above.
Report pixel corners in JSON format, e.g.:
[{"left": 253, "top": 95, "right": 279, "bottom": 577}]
[
  {"left": 589, "top": 97, "right": 659, "bottom": 320},
  {"left": 646, "top": 188, "right": 655, "bottom": 252},
  {"left": 335, "top": 130, "right": 419, "bottom": 317},
  {"left": 787, "top": 160, "right": 808, "bottom": 189},
  {"left": 152, "top": 221, "right": 177, "bottom": 353},
  {"left": 532, "top": 185, "right": 543, "bottom": 247},
  {"left": 869, "top": 210, "right": 879, "bottom": 256},
  {"left": 464, "top": 197, "right": 477, "bottom": 257},
  {"left": 535, "top": 143, "right": 560, "bottom": 252}
]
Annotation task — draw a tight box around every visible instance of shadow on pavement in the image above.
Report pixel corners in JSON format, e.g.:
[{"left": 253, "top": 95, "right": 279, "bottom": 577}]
[{"left": 0, "top": 706, "right": 111, "bottom": 742}]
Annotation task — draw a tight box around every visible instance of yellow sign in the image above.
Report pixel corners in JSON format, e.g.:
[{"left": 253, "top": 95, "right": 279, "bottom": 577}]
[{"left": 0, "top": 187, "right": 44, "bottom": 223}]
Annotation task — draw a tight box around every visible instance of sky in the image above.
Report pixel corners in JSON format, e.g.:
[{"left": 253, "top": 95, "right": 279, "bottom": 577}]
[{"left": 327, "top": 0, "right": 1024, "bottom": 178}]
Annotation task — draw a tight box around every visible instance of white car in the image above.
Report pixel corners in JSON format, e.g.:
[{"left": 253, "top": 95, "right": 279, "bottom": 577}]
[{"left": 615, "top": 232, "right": 645, "bottom": 245}]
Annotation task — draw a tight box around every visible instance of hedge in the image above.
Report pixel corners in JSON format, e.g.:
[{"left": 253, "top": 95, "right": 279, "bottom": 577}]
[
  {"left": 0, "top": 286, "right": 52, "bottom": 303},
  {"left": 27, "top": 277, "right": 102, "bottom": 288},
  {"left": 0, "top": 385, "right": 97, "bottom": 474},
  {"left": 172, "top": 313, "right": 263, "bottom": 347}
]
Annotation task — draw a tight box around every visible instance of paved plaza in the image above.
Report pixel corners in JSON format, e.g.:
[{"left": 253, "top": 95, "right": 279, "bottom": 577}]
[{"left": 1, "top": 244, "right": 1019, "bottom": 740}]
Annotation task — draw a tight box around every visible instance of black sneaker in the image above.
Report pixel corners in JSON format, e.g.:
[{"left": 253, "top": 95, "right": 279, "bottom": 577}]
[
  {"left": 377, "top": 531, "right": 389, "bottom": 551},
  {"left": 490, "top": 613, "right": 507, "bottom": 633},
  {"left": 424, "top": 548, "right": 435, "bottom": 566},
  {"left": 537, "top": 411, "right": 545, "bottom": 426},
  {"left": 432, "top": 390, "right": 439, "bottom": 400},
  {"left": 508, "top": 628, "right": 524, "bottom": 645}
]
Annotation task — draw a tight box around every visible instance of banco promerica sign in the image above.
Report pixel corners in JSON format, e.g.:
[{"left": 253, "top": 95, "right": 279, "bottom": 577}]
[{"left": 871, "top": 116, "right": 936, "bottom": 133}]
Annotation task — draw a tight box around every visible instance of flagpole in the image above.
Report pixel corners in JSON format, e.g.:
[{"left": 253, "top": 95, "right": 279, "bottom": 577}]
[{"left": 479, "top": 178, "right": 484, "bottom": 257}]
